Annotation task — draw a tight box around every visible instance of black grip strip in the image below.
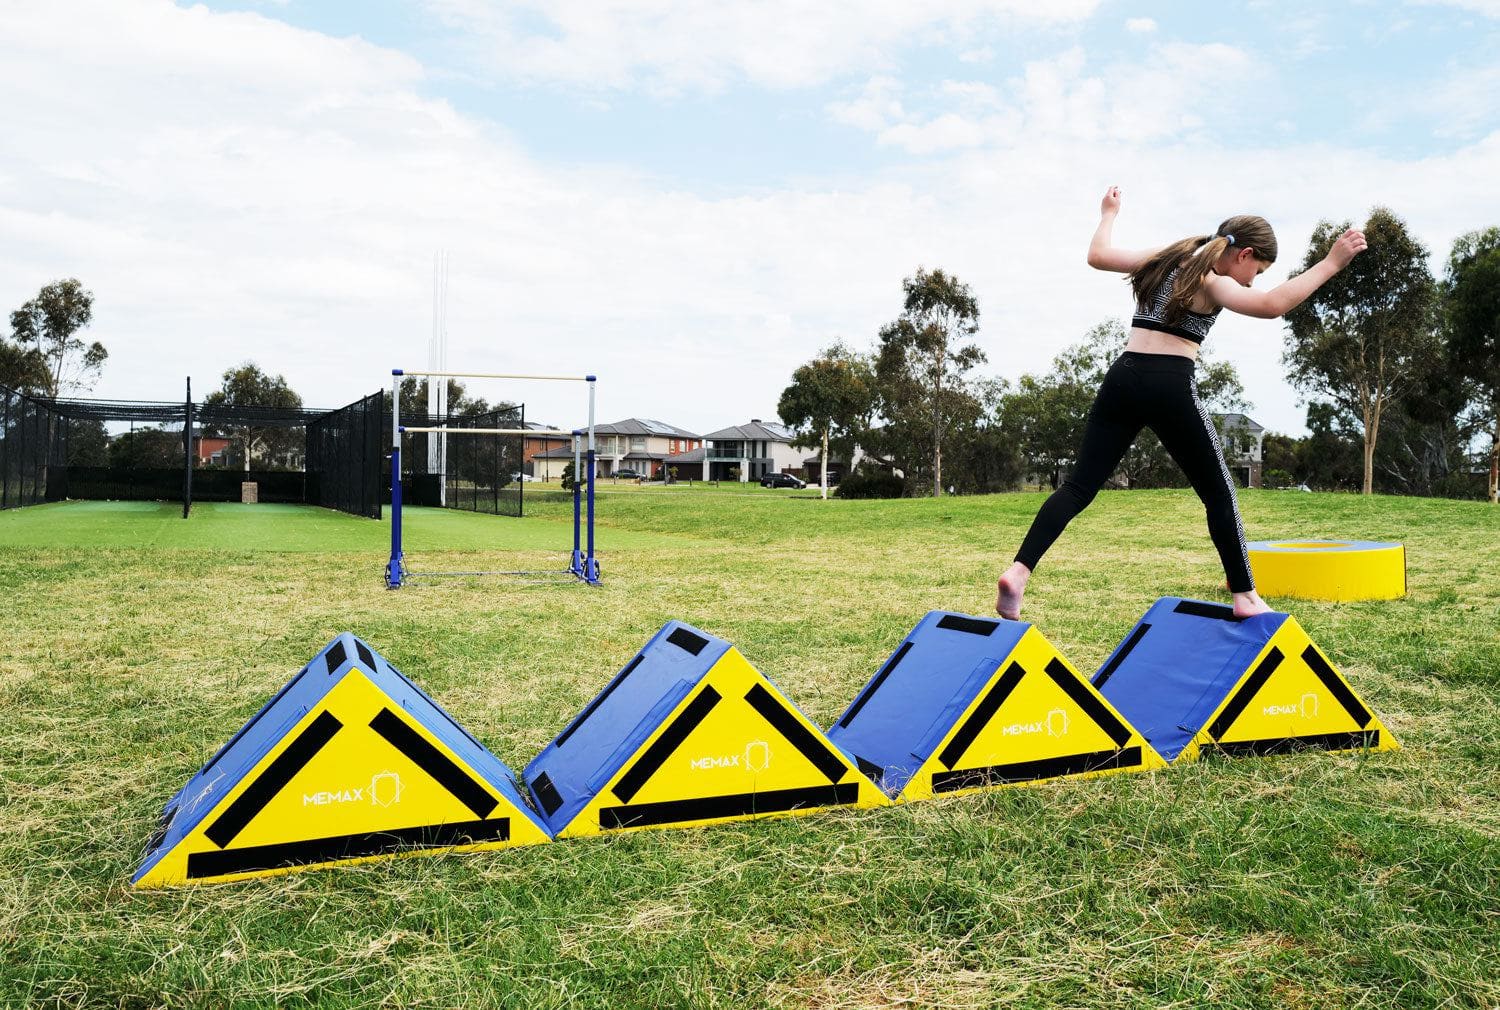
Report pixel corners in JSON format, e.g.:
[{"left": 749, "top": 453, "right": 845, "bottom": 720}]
[
  {"left": 599, "top": 783, "right": 859, "bottom": 830},
  {"left": 369, "top": 708, "right": 498, "bottom": 820},
  {"left": 187, "top": 817, "right": 510, "bottom": 879},
  {"left": 1045, "top": 658, "right": 1132, "bottom": 748},
  {"left": 610, "top": 686, "right": 721, "bottom": 804},
  {"left": 555, "top": 653, "right": 645, "bottom": 747},
  {"left": 936, "top": 614, "right": 999, "bottom": 636},
  {"left": 744, "top": 683, "right": 848, "bottom": 785},
  {"left": 1173, "top": 600, "right": 1242, "bottom": 621},
  {"left": 937, "top": 661, "right": 1026, "bottom": 771},
  {"left": 667, "top": 627, "right": 710, "bottom": 656},
  {"left": 1207, "top": 647, "right": 1284, "bottom": 742},
  {"left": 324, "top": 640, "right": 349, "bottom": 674},
  {"left": 205, "top": 710, "right": 343, "bottom": 849},
  {"left": 1093, "top": 622, "right": 1151, "bottom": 688},
  {"left": 931, "top": 747, "right": 1142, "bottom": 792},
  {"left": 1203, "top": 730, "right": 1380, "bottom": 758},
  {"left": 854, "top": 755, "right": 885, "bottom": 783},
  {"left": 838, "top": 642, "right": 912, "bottom": 728},
  {"left": 1301, "top": 645, "right": 1373, "bottom": 728},
  {"left": 529, "top": 771, "right": 564, "bottom": 816},
  {"left": 354, "top": 640, "right": 376, "bottom": 671}
]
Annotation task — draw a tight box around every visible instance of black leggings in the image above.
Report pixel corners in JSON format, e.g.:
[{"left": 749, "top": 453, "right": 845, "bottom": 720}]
[{"left": 1014, "top": 351, "right": 1254, "bottom": 593}]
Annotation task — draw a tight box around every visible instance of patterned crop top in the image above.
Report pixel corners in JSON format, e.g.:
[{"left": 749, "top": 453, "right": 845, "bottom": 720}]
[{"left": 1131, "top": 266, "right": 1222, "bottom": 344}]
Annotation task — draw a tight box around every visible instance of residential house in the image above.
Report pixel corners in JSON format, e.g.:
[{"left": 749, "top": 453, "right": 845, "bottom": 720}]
[
  {"left": 193, "top": 436, "right": 232, "bottom": 466},
  {"left": 521, "top": 421, "right": 569, "bottom": 476},
  {"left": 531, "top": 419, "right": 703, "bottom": 480},
  {"left": 1215, "top": 412, "right": 1266, "bottom": 488},
  {"left": 691, "top": 420, "right": 801, "bottom": 482}
]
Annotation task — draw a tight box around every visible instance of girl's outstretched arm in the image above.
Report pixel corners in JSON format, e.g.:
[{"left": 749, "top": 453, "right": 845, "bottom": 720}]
[
  {"left": 1206, "top": 228, "right": 1368, "bottom": 318},
  {"left": 1086, "top": 186, "right": 1167, "bottom": 273}
]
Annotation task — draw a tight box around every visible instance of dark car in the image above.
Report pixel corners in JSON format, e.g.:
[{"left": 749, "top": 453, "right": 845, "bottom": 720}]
[
  {"left": 613, "top": 467, "right": 644, "bottom": 479},
  {"left": 760, "top": 472, "right": 806, "bottom": 489}
]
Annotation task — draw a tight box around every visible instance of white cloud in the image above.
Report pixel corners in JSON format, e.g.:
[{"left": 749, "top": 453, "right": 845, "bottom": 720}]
[
  {"left": 1, "top": 2, "right": 1496, "bottom": 440},
  {"left": 1125, "top": 17, "right": 1157, "bottom": 32},
  {"left": 827, "top": 77, "right": 907, "bottom": 132},
  {"left": 1411, "top": 0, "right": 1500, "bottom": 14},
  {"left": 423, "top": 0, "right": 1102, "bottom": 94},
  {"left": 840, "top": 43, "right": 1256, "bottom": 155}
]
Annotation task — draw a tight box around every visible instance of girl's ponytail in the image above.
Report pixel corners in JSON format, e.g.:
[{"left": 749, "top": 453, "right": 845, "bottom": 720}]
[{"left": 1128, "top": 216, "right": 1277, "bottom": 325}]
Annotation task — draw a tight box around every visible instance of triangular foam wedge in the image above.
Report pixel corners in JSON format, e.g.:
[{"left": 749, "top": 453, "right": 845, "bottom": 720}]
[
  {"left": 133, "top": 633, "right": 550, "bottom": 887},
  {"left": 826, "top": 612, "right": 1166, "bottom": 802},
  {"left": 524, "top": 621, "right": 888, "bottom": 838},
  {"left": 1091, "top": 597, "right": 1399, "bottom": 763}
]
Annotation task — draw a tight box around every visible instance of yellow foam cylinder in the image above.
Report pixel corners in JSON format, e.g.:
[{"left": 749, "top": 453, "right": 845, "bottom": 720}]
[{"left": 1248, "top": 540, "right": 1405, "bottom": 602}]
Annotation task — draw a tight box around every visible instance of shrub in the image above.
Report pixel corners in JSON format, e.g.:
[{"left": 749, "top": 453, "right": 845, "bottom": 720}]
[{"left": 834, "top": 466, "right": 905, "bottom": 499}]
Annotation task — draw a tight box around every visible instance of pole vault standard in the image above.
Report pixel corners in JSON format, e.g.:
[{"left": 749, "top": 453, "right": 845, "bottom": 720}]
[{"left": 386, "top": 369, "right": 599, "bottom": 588}]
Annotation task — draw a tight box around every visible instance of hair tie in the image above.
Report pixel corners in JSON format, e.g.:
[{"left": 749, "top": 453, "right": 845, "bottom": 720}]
[{"left": 1224, "top": 233, "right": 1236, "bottom": 246}]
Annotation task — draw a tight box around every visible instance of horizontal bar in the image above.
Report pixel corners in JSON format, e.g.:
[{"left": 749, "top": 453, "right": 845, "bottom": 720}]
[
  {"left": 399, "top": 427, "right": 573, "bottom": 436},
  {"left": 394, "top": 370, "right": 590, "bottom": 382}
]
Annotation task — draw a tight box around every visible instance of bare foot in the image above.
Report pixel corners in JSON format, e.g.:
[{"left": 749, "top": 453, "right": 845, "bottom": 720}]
[
  {"left": 1232, "top": 590, "right": 1274, "bottom": 619},
  {"left": 996, "top": 562, "right": 1031, "bottom": 620}
]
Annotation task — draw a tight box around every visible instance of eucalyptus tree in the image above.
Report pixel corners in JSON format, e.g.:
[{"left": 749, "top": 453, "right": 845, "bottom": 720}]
[
  {"left": 872, "top": 268, "right": 985, "bottom": 496},
  {"left": 1284, "top": 207, "right": 1439, "bottom": 495},
  {"left": 778, "top": 342, "right": 875, "bottom": 499}
]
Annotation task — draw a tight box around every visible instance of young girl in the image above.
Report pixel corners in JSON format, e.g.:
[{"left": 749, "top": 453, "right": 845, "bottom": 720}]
[{"left": 996, "top": 186, "right": 1367, "bottom": 621}]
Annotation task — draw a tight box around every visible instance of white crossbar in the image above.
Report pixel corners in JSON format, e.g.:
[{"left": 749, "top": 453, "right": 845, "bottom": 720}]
[
  {"left": 399, "top": 427, "right": 574, "bottom": 436},
  {"left": 398, "top": 370, "right": 590, "bottom": 382}
]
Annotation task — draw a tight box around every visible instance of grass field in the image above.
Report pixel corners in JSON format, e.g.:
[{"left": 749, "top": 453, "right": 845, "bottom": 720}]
[{"left": 1, "top": 490, "right": 1496, "bottom": 1009}]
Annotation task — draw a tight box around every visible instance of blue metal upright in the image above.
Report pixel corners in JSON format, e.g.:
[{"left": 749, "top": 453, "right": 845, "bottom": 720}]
[
  {"left": 569, "top": 429, "right": 585, "bottom": 578},
  {"left": 584, "top": 447, "right": 600, "bottom": 584},
  {"left": 386, "top": 369, "right": 405, "bottom": 589}
]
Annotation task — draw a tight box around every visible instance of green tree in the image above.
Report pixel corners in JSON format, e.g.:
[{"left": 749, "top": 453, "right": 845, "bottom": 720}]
[
  {"left": 1002, "top": 322, "right": 1118, "bottom": 488},
  {"left": 1284, "top": 207, "right": 1439, "bottom": 495},
  {"left": 1261, "top": 432, "right": 1299, "bottom": 487},
  {"left": 1298, "top": 403, "right": 1365, "bottom": 491},
  {"left": 871, "top": 268, "right": 985, "bottom": 496},
  {"left": 202, "top": 363, "right": 303, "bottom": 472},
  {"left": 65, "top": 419, "right": 110, "bottom": 467},
  {"left": 945, "top": 377, "right": 1024, "bottom": 493},
  {"left": 777, "top": 342, "right": 875, "bottom": 500},
  {"left": 1443, "top": 226, "right": 1500, "bottom": 503},
  {"left": 7, "top": 279, "right": 107, "bottom": 397},
  {"left": 0, "top": 339, "right": 48, "bottom": 394},
  {"left": 109, "top": 427, "right": 182, "bottom": 468}
]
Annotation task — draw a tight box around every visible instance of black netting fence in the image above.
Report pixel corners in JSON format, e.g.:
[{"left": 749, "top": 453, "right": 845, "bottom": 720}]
[
  {"left": 0, "top": 382, "right": 385, "bottom": 519},
  {"left": 390, "top": 404, "right": 527, "bottom": 517},
  {"left": 307, "top": 392, "right": 383, "bottom": 519},
  {"left": 0, "top": 386, "right": 69, "bottom": 509}
]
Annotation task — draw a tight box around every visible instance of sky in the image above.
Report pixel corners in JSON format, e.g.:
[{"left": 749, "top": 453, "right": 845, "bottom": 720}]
[{"left": 2, "top": 0, "right": 1497, "bottom": 436}]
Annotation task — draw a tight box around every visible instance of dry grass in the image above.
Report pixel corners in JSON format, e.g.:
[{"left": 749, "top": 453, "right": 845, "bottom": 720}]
[{"left": 0, "top": 490, "right": 1496, "bottom": 1008}]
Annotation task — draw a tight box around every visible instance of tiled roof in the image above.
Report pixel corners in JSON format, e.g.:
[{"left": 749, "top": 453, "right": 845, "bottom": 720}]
[
  {"left": 1215, "top": 412, "right": 1265, "bottom": 432},
  {"left": 705, "top": 420, "right": 797, "bottom": 442},
  {"left": 594, "top": 418, "right": 702, "bottom": 438}
]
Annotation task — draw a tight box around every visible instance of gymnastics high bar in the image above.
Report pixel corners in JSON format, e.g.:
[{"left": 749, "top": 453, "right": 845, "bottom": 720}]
[
  {"left": 387, "top": 369, "right": 599, "bottom": 589},
  {"left": 393, "top": 369, "right": 591, "bottom": 382}
]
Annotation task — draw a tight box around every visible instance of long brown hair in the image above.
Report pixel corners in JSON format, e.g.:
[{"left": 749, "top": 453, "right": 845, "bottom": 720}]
[{"left": 1129, "top": 215, "right": 1278, "bottom": 324}]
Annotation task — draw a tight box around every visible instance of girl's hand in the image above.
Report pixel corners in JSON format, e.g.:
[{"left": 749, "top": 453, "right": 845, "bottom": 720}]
[
  {"left": 1326, "top": 228, "right": 1368, "bottom": 270},
  {"left": 1100, "top": 185, "right": 1122, "bottom": 217}
]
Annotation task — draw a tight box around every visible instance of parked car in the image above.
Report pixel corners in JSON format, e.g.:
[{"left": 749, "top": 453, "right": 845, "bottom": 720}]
[
  {"left": 760, "top": 472, "right": 806, "bottom": 489},
  {"left": 508, "top": 472, "right": 540, "bottom": 483},
  {"left": 614, "top": 467, "right": 644, "bottom": 479}
]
